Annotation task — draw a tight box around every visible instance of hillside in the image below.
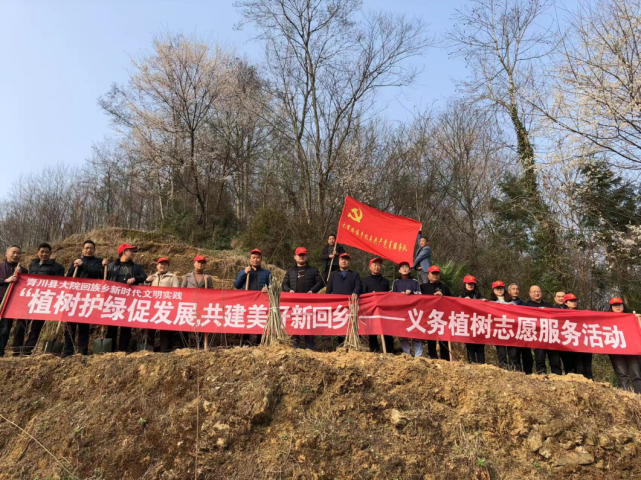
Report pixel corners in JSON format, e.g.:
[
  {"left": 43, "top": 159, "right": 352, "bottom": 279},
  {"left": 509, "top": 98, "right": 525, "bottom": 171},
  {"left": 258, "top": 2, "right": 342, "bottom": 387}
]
[{"left": 1, "top": 347, "right": 641, "bottom": 479}]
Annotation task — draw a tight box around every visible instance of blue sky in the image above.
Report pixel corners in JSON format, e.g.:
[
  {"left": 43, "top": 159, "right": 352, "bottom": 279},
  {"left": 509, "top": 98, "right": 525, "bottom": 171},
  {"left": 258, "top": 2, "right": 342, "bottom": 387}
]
[{"left": 0, "top": 0, "right": 468, "bottom": 179}]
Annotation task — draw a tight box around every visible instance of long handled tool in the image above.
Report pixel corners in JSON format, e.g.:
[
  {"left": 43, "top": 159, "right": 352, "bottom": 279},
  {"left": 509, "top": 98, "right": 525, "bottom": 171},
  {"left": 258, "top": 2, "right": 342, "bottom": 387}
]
[
  {"left": 203, "top": 276, "right": 210, "bottom": 350},
  {"left": 93, "top": 265, "right": 113, "bottom": 354},
  {"left": 240, "top": 271, "right": 250, "bottom": 346},
  {"left": 136, "top": 272, "right": 155, "bottom": 352},
  {"left": 44, "top": 266, "right": 79, "bottom": 355}
]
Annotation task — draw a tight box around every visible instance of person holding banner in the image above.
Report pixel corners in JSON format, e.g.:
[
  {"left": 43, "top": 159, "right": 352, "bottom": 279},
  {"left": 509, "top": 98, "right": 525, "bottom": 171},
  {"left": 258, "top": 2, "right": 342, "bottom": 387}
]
[
  {"left": 413, "top": 233, "right": 431, "bottom": 285},
  {"left": 459, "top": 275, "right": 486, "bottom": 364},
  {"left": 608, "top": 297, "right": 641, "bottom": 393},
  {"left": 321, "top": 234, "right": 345, "bottom": 280},
  {"left": 234, "top": 248, "right": 271, "bottom": 345},
  {"left": 362, "top": 257, "right": 393, "bottom": 353},
  {"left": 489, "top": 281, "right": 514, "bottom": 370},
  {"left": 420, "top": 265, "right": 452, "bottom": 360},
  {"left": 13, "top": 243, "right": 65, "bottom": 355},
  {"left": 524, "top": 286, "right": 560, "bottom": 375},
  {"left": 63, "top": 240, "right": 103, "bottom": 357},
  {"left": 144, "top": 257, "right": 180, "bottom": 352},
  {"left": 0, "top": 245, "right": 27, "bottom": 357},
  {"left": 326, "top": 253, "right": 361, "bottom": 299},
  {"left": 393, "top": 261, "right": 422, "bottom": 357},
  {"left": 282, "top": 247, "right": 324, "bottom": 350},
  {"left": 563, "top": 293, "right": 593, "bottom": 380},
  {"left": 181, "top": 255, "right": 213, "bottom": 348},
  {"left": 103, "top": 243, "right": 147, "bottom": 352}
]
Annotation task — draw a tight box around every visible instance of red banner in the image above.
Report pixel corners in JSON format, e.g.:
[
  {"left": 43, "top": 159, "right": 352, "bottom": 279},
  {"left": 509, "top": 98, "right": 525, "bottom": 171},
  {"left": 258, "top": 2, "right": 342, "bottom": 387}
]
[
  {"left": 337, "top": 195, "right": 421, "bottom": 265},
  {"left": 2, "top": 275, "right": 268, "bottom": 334},
  {"left": 3, "top": 276, "right": 641, "bottom": 354}
]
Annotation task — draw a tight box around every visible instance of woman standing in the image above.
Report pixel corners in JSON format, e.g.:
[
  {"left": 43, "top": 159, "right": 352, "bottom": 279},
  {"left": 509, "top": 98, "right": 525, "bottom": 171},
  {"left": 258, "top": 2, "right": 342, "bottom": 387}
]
[
  {"left": 488, "top": 281, "right": 513, "bottom": 369},
  {"left": 608, "top": 297, "right": 641, "bottom": 393},
  {"left": 460, "top": 275, "right": 486, "bottom": 364},
  {"left": 563, "top": 293, "right": 593, "bottom": 380},
  {"left": 393, "top": 262, "right": 422, "bottom": 357}
]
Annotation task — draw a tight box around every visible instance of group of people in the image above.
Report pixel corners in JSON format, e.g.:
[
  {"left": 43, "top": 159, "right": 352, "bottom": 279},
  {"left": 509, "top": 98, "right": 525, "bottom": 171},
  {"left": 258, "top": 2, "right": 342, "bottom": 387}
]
[{"left": 1, "top": 233, "right": 640, "bottom": 395}]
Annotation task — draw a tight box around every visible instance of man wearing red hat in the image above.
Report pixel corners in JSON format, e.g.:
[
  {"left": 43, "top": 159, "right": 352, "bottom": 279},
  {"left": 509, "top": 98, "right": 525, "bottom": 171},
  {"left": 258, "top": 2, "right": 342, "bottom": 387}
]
[
  {"left": 102, "top": 243, "right": 147, "bottom": 352},
  {"left": 181, "top": 256, "right": 213, "bottom": 289},
  {"left": 234, "top": 248, "right": 271, "bottom": 346},
  {"left": 144, "top": 257, "right": 180, "bottom": 352},
  {"left": 326, "top": 253, "right": 361, "bottom": 298},
  {"left": 362, "top": 258, "right": 393, "bottom": 353},
  {"left": 420, "top": 265, "right": 452, "bottom": 360},
  {"left": 282, "top": 247, "right": 324, "bottom": 350}
]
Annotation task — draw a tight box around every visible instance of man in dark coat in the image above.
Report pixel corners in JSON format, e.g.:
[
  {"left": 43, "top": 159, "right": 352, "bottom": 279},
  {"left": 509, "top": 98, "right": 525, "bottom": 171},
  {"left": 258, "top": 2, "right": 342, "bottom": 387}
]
[
  {"left": 63, "top": 240, "right": 103, "bottom": 356},
  {"left": 282, "top": 247, "right": 324, "bottom": 350},
  {"left": 0, "top": 245, "right": 27, "bottom": 357},
  {"left": 524, "top": 285, "right": 555, "bottom": 375},
  {"left": 326, "top": 253, "right": 361, "bottom": 297},
  {"left": 361, "top": 257, "right": 393, "bottom": 353},
  {"left": 419, "top": 265, "right": 452, "bottom": 360},
  {"left": 14, "top": 243, "right": 65, "bottom": 355},
  {"left": 320, "top": 234, "right": 345, "bottom": 281},
  {"left": 103, "top": 243, "right": 146, "bottom": 352}
]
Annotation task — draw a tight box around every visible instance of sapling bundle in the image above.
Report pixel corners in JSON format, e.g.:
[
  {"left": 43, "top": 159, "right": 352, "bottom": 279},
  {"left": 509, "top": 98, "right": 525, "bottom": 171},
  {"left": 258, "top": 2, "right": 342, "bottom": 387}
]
[{"left": 260, "top": 283, "right": 289, "bottom": 346}]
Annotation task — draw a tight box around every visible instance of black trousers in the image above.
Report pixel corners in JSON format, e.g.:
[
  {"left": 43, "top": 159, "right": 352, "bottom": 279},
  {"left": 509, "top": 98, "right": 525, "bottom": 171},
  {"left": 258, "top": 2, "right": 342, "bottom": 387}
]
[
  {"left": 106, "top": 326, "right": 132, "bottom": 352},
  {"left": 368, "top": 335, "right": 394, "bottom": 353},
  {"left": 143, "top": 329, "right": 174, "bottom": 352},
  {"left": 466, "top": 343, "right": 485, "bottom": 364},
  {"left": 0, "top": 318, "right": 13, "bottom": 357},
  {"left": 63, "top": 322, "right": 90, "bottom": 355},
  {"left": 534, "top": 348, "right": 563, "bottom": 375},
  {"left": 508, "top": 347, "right": 533, "bottom": 374},
  {"left": 496, "top": 345, "right": 508, "bottom": 368},
  {"left": 12, "top": 319, "right": 45, "bottom": 355},
  {"left": 575, "top": 353, "right": 593, "bottom": 379},
  {"left": 609, "top": 355, "right": 641, "bottom": 393},
  {"left": 427, "top": 340, "right": 450, "bottom": 361},
  {"left": 560, "top": 351, "right": 576, "bottom": 374}
]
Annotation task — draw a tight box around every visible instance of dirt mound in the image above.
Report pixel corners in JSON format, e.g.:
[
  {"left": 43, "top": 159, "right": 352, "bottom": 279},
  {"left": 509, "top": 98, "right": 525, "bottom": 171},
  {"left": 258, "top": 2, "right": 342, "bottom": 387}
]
[
  {"left": 1, "top": 348, "right": 640, "bottom": 479},
  {"left": 24, "top": 227, "right": 285, "bottom": 288}
]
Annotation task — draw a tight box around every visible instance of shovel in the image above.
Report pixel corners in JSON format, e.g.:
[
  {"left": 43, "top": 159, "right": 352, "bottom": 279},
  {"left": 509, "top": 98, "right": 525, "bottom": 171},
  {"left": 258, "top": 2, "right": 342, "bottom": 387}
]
[
  {"left": 137, "top": 271, "right": 155, "bottom": 352},
  {"left": 93, "top": 265, "right": 113, "bottom": 354},
  {"left": 44, "top": 265, "right": 80, "bottom": 354}
]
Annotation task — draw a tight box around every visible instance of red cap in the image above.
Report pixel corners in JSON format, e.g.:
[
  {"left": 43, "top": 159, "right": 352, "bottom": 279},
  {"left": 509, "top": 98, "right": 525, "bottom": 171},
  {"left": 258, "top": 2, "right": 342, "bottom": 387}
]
[
  {"left": 157, "top": 257, "right": 169, "bottom": 264},
  {"left": 463, "top": 275, "right": 477, "bottom": 284},
  {"left": 194, "top": 255, "right": 207, "bottom": 263},
  {"left": 339, "top": 253, "right": 351, "bottom": 259},
  {"left": 610, "top": 297, "right": 624, "bottom": 305},
  {"left": 369, "top": 257, "right": 383, "bottom": 266},
  {"left": 250, "top": 249, "right": 262, "bottom": 256},
  {"left": 492, "top": 281, "right": 505, "bottom": 289},
  {"left": 295, "top": 247, "right": 308, "bottom": 255},
  {"left": 428, "top": 265, "right": 440, "bottom": 273},
  {"left": 399, "top": 261, "right": 410, "bottom": 268},
  {"left": 118, "top": 243, "right": 137, "bottom": 256},
  {"left": 564, "top": 293, "right": 578, "bottom": 302}
]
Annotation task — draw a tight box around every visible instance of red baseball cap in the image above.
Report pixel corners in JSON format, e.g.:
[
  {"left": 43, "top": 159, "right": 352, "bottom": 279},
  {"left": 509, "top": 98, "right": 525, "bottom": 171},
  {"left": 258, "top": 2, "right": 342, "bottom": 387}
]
[
  {"left": 250, "top": 249, "right": 262, "bottom": 256},
  {"left": 399, "top": 261, "right": 410, "bottom": 268},
  {"left": 339, "top": 253, "right": 351, "bottom": 259},
  {"left": 194, "top": 255, "right": 207, "bottom": 263},
  {"left": 463, "top": 275, "right": 477, "bottom": 284},
  {"left": 564, "top": 293, "right": 578, "bottom": 302},
  {"left": 609, "top": 297, "right": 624, "bottom": 305},
  {"left": 369, "top": 257, "right": 383, "bottom": 266},
  {"left": 428, "top": 265, "right": 440, "bottom": 273},
  {"left": 295, "top": 247, "right": 308, "bottom": 255},
  {"left": 157, "top": 257, "right": 169, "bottom": 264},
  {"left": 118, "top": 243, "right": 137, "bottom": 256},
  {"left": 492, "top": 281, "right": 505, "bottom": 289}
]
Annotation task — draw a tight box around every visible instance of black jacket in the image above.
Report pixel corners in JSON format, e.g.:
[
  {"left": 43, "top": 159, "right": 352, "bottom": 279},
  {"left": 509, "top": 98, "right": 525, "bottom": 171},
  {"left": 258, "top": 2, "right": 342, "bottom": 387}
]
[
  {"left": 0, "top": 261, "right": 27, "bottom": 297},
  {"left": 362, "top": 274, "right": 390, "bottom": 293},
  {"left": 282, "top": 265, "right": 324, "bottom": 293},
  {"left": 524, "top": 300, "right": 553, "bottom": 308},
  {"left": 106, "top": 260, "right": 146, "bottom": 285},
  {"left": 66, "top": 256, "right": 104, "bottom": 279},
  {"left": 320, "top": 244, "right": 345, "bottom": 273},
  {"left": 327, "top": 270, "right": 361, "bottom": 295},
  {"left": 420, "top": 281, "right": 452, "bottom": 296},
  {"left": 28, "top": 259, "right": 65, "bottom": 277}
]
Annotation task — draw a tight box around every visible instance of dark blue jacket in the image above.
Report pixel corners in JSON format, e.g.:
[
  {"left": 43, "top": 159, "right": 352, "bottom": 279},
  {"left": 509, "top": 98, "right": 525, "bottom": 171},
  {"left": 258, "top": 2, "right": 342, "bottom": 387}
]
[
  {"left": 234, "top": 267, "right": 271, "bottom": 290},
  {"left": 362, "top": 274, "right": 390, "bottom": 293},
  {"left": 392, "top": 278, "right": 421, "bottom": 294},
  {"left": 326, "top": 270, "right": 361, "bottom": 295}
]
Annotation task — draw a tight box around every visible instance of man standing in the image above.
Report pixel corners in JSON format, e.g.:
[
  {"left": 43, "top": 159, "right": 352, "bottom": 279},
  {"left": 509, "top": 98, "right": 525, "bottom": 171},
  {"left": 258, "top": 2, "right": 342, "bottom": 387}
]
[
  {"left": 181, "top": 255, "right": 213, "bottom": 348},
  {"left": 145, "top": 257, "right": 180, "bottom": 352},
  {"left": 412, "top": 233, "right": 431, "bottom": 285},
  {"left": 508, "top": 284, "right": 524, "bottom": 305},
  {"left": 361, "top": 257, "right": 393, "bottom": 353},
  {"left": 14, "top": 243, "right": 65, "bottom": 355},
  {"left": 420, "top": 265, "right": 452, "bottom": 360},
  {"left": 0, "top": 245, "right": 27, "bottom": 357},
  {"left": 234, "top": 248, "right": 271, "bottom": 345},
  {"left": 282, "top": 247, "right": 324, "bottom": 350},
  {"left": 103, "top": 243, "right": 146, "bottom": 352},
  {"left": 524, "top": 285, "right": 559, "bottom": 375},
  {"left": 63, "top": 240, "right": 103, "bottom": 357},
  {"left": 320, "top": 234, "right": 345, "bottom": 280},
  {"left": 326, "top": 253, "right": 361, "bottom": 298}
]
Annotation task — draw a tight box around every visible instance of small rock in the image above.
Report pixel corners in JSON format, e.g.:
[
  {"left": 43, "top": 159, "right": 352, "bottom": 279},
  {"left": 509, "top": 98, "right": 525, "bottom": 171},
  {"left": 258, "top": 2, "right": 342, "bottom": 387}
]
[
  {"left": 216, "top": 437, "right": 228, "bottom": 449},
  {"left": 553, "top": 451, "right": 594, "bottom": 467},
  {"left": 527, "top": 431, "right": 543, "bottom": 452},
  {"left": 597, "top": 434, "right": 612, "bottom": 450},
  {"left": 388, "top": 409, "right": 409, "bottom": 428}
]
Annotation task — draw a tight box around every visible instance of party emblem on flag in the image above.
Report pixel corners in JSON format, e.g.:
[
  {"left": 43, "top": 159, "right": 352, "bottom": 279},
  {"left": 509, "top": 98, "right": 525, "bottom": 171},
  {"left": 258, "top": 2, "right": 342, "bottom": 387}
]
[{"left": 348, "top": 207, "right": 363, "bottom": 223}]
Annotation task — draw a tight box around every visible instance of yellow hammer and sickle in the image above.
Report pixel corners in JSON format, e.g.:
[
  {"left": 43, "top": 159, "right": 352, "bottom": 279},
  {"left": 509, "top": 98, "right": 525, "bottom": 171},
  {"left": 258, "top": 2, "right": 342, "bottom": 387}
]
[{"left": 347, "top": 207, "right": 363, "bottom": 223}]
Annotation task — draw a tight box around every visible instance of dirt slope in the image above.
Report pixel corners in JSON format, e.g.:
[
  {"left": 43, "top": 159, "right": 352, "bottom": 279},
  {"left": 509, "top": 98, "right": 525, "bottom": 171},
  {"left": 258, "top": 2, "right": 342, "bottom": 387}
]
[{"left": 1, "top": 347, "right": 640, "bottom": 479}]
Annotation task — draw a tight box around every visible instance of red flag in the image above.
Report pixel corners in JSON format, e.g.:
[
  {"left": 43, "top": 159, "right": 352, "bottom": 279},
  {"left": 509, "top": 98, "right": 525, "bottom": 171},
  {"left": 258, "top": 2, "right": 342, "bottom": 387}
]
[{"left": 336, "top": 195, "right": 421, "bottom": 265}]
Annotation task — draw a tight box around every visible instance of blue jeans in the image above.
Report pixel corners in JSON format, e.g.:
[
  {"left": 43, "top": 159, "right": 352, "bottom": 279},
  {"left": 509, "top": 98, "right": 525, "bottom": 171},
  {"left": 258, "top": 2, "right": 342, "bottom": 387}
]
[
  {"left": 401, "top": 338, "right": 423, "bottom": 357},
  {"left": 293, "top": 335, "right": 314, "bottom": 350}
]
